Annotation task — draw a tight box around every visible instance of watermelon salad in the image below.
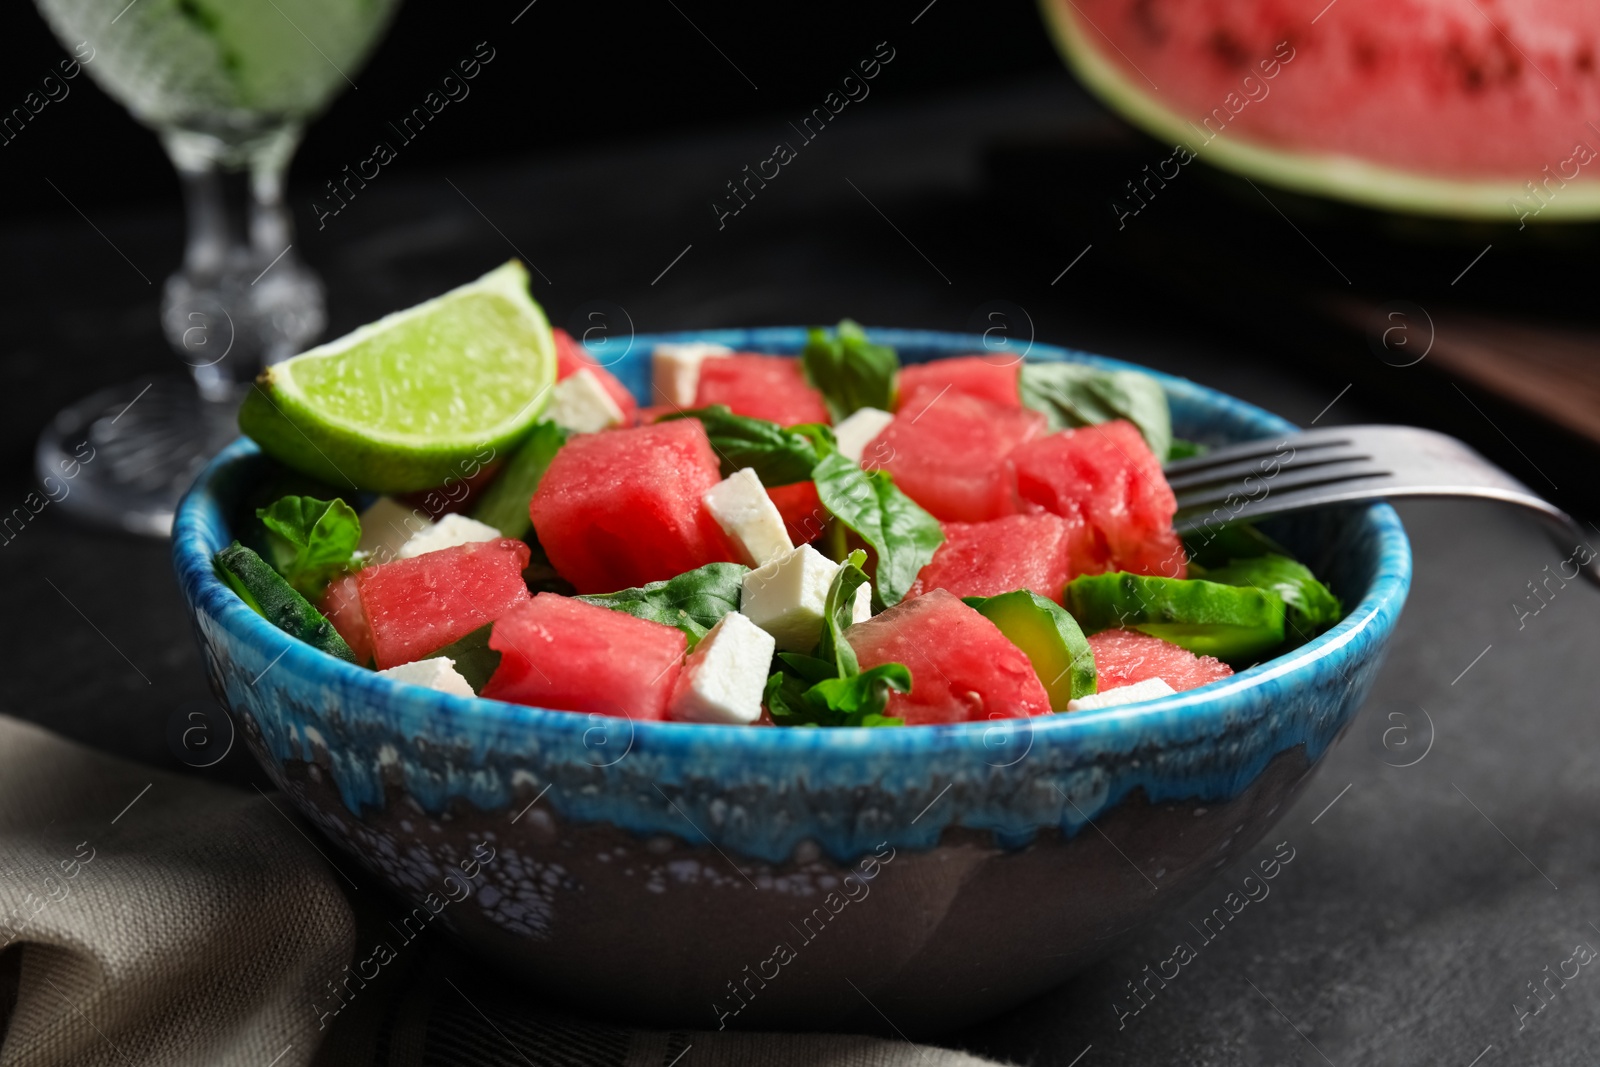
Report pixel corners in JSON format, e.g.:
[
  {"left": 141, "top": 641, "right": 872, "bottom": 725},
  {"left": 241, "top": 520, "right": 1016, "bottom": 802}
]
[{"left": 216, "top": 282, "right": 1344, "bottom": 728}]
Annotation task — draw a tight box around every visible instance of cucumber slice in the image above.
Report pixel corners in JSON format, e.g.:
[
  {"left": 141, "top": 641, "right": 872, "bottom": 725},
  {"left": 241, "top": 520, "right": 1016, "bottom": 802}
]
[
  {"left": 964, "top": 590, "right": 1096, "bottom": 710},
  {"left": 1182, "top": 521, "right": 1290, "bottom": 569},
  {"left": 423, "top": 623, "right": 501, "bottom": 694},
  {"left": 214, "top": 541, "right": 357, "bottom": 663},
  {"left": 1201, "top": 554, "right": 1342, "bottom": 645},
  {"left": 470, "top": 420, "right": 567, "bottom": 540},
  {"left": 1065, "top": 572, "right": 1285, "bottom": 663}
]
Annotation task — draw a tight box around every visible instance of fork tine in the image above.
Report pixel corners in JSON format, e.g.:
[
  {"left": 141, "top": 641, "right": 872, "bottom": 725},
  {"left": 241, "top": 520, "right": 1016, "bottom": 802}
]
[
  {"left": 1165, "top": 449, "right": 1373, "bottom": 491},
  {"left": 1173, "top": 477, "right": 1398, "bottom": 536},
  {"left": 1174, "top": 460, "right": 1393, "bottom": 513},
  {"left": 1162, "top": 429, "right": 1356, "bottom": 475}
]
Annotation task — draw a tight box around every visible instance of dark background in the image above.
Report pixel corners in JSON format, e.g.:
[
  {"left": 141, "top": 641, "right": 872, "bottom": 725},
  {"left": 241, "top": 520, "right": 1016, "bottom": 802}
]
[{"left": 5, "top": 3, "right": 1600, "bottom": 1064}]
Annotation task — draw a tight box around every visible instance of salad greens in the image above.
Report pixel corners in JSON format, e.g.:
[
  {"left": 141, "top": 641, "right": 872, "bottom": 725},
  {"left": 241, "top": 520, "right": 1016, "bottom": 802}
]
[
  {"left": 764, "top": 552, "right": 909, "bottom": 727},
  {"left": 470, "top": 420, "right": 567, "bottom": 539},
  {"left": 801, "top": 319, "right": 900, "bottom": 421},
  {"left": 575, "top": 562, "right": 748, "bottom": 648},
  {"left": 660, "top": 405, "right": 832, "bottom": 486},
  {"left": 811, "top": 452, "right": 944, "bottom": 608},
  {"left": 255, "top": 495, "right": 361, "bottom": 600},
  {"left": 424, "top": 623, "right": 502, "bottom": 693},
  {"left": 1018, "top": 362, "right": 1173, "bottom": 462}
]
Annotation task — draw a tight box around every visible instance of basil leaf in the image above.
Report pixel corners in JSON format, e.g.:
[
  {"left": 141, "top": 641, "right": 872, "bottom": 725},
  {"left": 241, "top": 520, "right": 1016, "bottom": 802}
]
[
  {"left": 423, "top": 623, "right": 502, "bottom": 694},
  {"left": 764, "top": 661, "right": 909, "bottom": 728},
  {"left": 812, "top": 452, "right": 944, "bottom": 608},
  {"left": 801, "top": 319, "right": 899, "bottom": 421},
  {"left": 817, "top": 550, "right": 870, "bottom": 676},
  {"left": 471, "top": 420, "right": 567, "bottom": 539},
  {"left": 1202, "top": 554, "right": 1342, "bottom": 643},
  {"left": 255, "top": 495, "right": 361, "bottom": 601},
  {"left": 659, "top": 406, "right": 825, "bottom": 486},
  {"left": 1019, "top": 362, "right": 1173, "bottom": 462},
  {"left": 575, "top": 562, "right": 748, "bottom": 647},
  {"left": 1166, "top": 438, "right": 1206, "bottom": 461}
]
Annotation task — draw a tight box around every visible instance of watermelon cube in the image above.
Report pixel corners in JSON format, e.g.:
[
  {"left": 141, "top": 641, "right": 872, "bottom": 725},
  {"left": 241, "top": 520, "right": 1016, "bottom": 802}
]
[
  {"left": 869, "top": 385, "right": 1046, "bottom": 522},
  {"left": 694, "top": 354, "right": 831, "bottom": 427},
  {"left": 846, "top": 588, "right": 1051, "bottom": 724},
  {"left": 1086, "top": 629, "right": 1232, "bottom": 693},
  {"left": 530, "top": 420, "right": 735, "bottom": 593},
  {"left": 897, "top": 355, "right": 1021, "bottom": 410},
  {"left": 766, "top": 480, "right": 826, "bottom": 544},
  {"left": 554, "top": 328, "right": 638, "bottom": 423},
  {"left": 481, "top": 593, "right": 687, "bottom": 719},
  {"left": 355, "top": 538, "right": 532, "bottom": 669},
  {"left": 1009, "top": 419, "right": 1186, "bottom": 578},
  {"left": 908, "top": 512, "right": 1103, "bottom": 605},
  {"left": 319, "top": 573, "right": 374, "bottom": 666}
]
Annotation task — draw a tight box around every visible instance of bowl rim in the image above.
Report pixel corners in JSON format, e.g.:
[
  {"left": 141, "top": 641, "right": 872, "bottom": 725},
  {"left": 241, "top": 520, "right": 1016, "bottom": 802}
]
[{"left": 173, "top": 327, "right": 1411, "bottom": 758}]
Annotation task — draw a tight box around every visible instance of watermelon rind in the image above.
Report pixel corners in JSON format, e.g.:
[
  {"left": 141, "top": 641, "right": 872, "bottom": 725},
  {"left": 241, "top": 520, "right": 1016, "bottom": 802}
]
[{"left": 1038, "top": 0, "right": 1600, "bottom": 222}]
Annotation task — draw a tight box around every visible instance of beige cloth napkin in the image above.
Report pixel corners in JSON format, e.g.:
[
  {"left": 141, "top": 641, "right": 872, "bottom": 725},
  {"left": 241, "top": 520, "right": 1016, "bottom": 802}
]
[{"left": 0, "top": 717, "right": 1002, "bottom": 1067}]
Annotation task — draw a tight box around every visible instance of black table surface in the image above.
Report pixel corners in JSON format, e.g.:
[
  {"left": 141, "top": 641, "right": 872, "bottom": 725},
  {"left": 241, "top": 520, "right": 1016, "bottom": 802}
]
[{"left": 5, "top": 72, "right": 1600, "bottom": 1066}]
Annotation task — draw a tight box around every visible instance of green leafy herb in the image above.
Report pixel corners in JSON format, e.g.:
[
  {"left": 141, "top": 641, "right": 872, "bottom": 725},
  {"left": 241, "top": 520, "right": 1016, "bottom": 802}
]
[
  {"left": 764, "top": 553, "right": 908, "bottom": 727},
  {"left": 801, "top": 319, "right": 900, "bottom": 421},
  {"left": 422, "top": 623, "right": 502, "bottom": 694},
  {"left": 1201, "top": 554, "right": 1342, "bottom": 645},
  {"left": 1018, "top": 362, "right": 1173, "bottom": 462},
  {"left": 812, "top": 452, "right": 944, "bottom": 607},
  {"left": 660, "top": 406, "right": 832, "bottom": 486},
  {"left": 575, "top": 562, "right": 748, "bottom": 648},
  {"left": 255, "top": 495, "right": 361, "bottom": 600},
  {"left": 470, "top": 420, "right": 567, "bottom": 539},
  {"left": 1166, "top": 438, "right": 1207, "bottom": 461},
  {"left": 1181, "top": 521, "right": 1291, "bottom": 569}
]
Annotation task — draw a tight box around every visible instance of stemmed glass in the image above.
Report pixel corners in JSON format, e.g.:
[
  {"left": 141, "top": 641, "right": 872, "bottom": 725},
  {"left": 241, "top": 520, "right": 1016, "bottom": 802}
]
[{"left": 32, "top": 0, "right": 400, "bottom": 535}]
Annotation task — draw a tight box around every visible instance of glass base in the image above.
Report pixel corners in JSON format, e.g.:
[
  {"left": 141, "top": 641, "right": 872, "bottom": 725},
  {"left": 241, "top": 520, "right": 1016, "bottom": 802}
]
[{"left": 35, "top": 377, "right": 240, "bottom": 538}]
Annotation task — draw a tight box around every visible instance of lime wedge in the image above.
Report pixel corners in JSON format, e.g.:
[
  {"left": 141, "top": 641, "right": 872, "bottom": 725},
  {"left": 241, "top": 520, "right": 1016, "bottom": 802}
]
[{"left": 239, "top": 261, "right": 557, "bottom": 492}]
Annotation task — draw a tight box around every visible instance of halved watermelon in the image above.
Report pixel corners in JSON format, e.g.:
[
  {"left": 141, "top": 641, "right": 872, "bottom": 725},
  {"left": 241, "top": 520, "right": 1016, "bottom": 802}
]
[
  {"left": 482, "top": 593, "right": 687, "bottom": 719},
  {"left": 908, "top": 512, "right": 1100, "bottom": 605},
  {"left": 1009, "top": 419, "right": 1186, "bottom": 578},
  {"left": 355, "top": 538, "right": 531, "bottom": 669},
  {"left": 870, "top": 385, "right": 1046, "bottom": 523},
  {"left": 319, "top": 573, "right": 373, "bottom": 666},
  {"left": 846, "top": 588, "right": 1051, "bottom": 724},
  {"left": 767, "top": 480, "right": 826, "bottom": 544},
  {"left": 897, "top": 356, "right": 1021, "bottom": 411},
  {"left": 1087, "top": 629, "right": 1232, "bottom": 693},
  {"left": 530, "top": 420, "right": 735, "bottom": 593},
  {"left": 553, "top": 328, "right": 638, "bottom": 423},
  {"left": 694, "top": 354, "right": 831, "bottom": 427},
  {"left": 1039, "top": 0, "right": 1600, "bottom": 220}
]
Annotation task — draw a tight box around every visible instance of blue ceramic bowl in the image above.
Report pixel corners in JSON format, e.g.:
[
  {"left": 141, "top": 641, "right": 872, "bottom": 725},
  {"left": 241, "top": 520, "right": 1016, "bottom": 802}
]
[{"left": 173, "top": 329, "right": 1410, "bottom": 1035}]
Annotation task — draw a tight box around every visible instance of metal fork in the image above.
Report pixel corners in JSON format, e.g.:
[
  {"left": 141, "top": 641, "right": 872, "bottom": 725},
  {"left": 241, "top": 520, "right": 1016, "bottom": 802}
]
[{"left": 1164, "top": 424, "right": 1600, "bottom": 586}]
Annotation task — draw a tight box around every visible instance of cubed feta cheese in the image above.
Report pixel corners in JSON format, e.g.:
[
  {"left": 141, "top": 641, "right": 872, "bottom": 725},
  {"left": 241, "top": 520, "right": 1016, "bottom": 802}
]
[
  {"left": 396, "top": 513, "right": 504, "bottom": 559},
  {"left": 703, "top": 467, "right": 793, "bottom": 567},
  {"left": 378, "top": 657, "right": 476, "bottom": 697},
  {"left": 549, "top": 367, "right": 626, "bottom": 434},
  {"left": 741, "top": 544, "right": 871, "bottom": 651},
  {"left": 1066, "top": 677, "right": 1176, "bottom": 712},
  {"left": 357, "top": 497, "right": 433, "bottom": 563},
  {"left": 652, "top": 341, "right": 733, "bottom": 407},
  {"left": 667, "top": 611, "right": 775, "bottom": 724},
  {"left": 833, "top": 406, "right": 895, "bottom": 463}
]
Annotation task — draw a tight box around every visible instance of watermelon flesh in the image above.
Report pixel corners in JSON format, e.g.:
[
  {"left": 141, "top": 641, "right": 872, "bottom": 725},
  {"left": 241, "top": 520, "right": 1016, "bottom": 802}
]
[
  {"left": 870, "top": 385, "right": 1046, "bottom": 523},
  {"left": 766, "top": 480, "right": 826, "bottom": 544},
  {"left": 1087, "top": 628, "right": 1233, "bottom": 693},
  {"left": 482, "top": 593, "right": 687, "bottom": 719},
  {"left": 695, "top": 354, "right": 831, "bottom": 426},
  {"left": 320, "top": 573, "right": 373, "bottom": 666},
  {"left": 909, "top": 512, "right": 1099, "bottom": 605},
  {"left": 897, "top": 356, "right": 1022, "bottom": 411},
  {"left": 553, "top": 328, "right": 638, "bottom": 423},
  {"left": 355, "top": 538, "right": 532, "bottom": 669},
  {"left": 530, "top": 420, "right": 735, "bottom": 593},
  {"left": 1041, "top": 0, "right": 1600, "bottom": 219},
  {"left": 1009, "top": 419, "right": 1186, "bottom": 579},
  {"left": 846, "top": 588, "right": 1052, "bottom": 724}
]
